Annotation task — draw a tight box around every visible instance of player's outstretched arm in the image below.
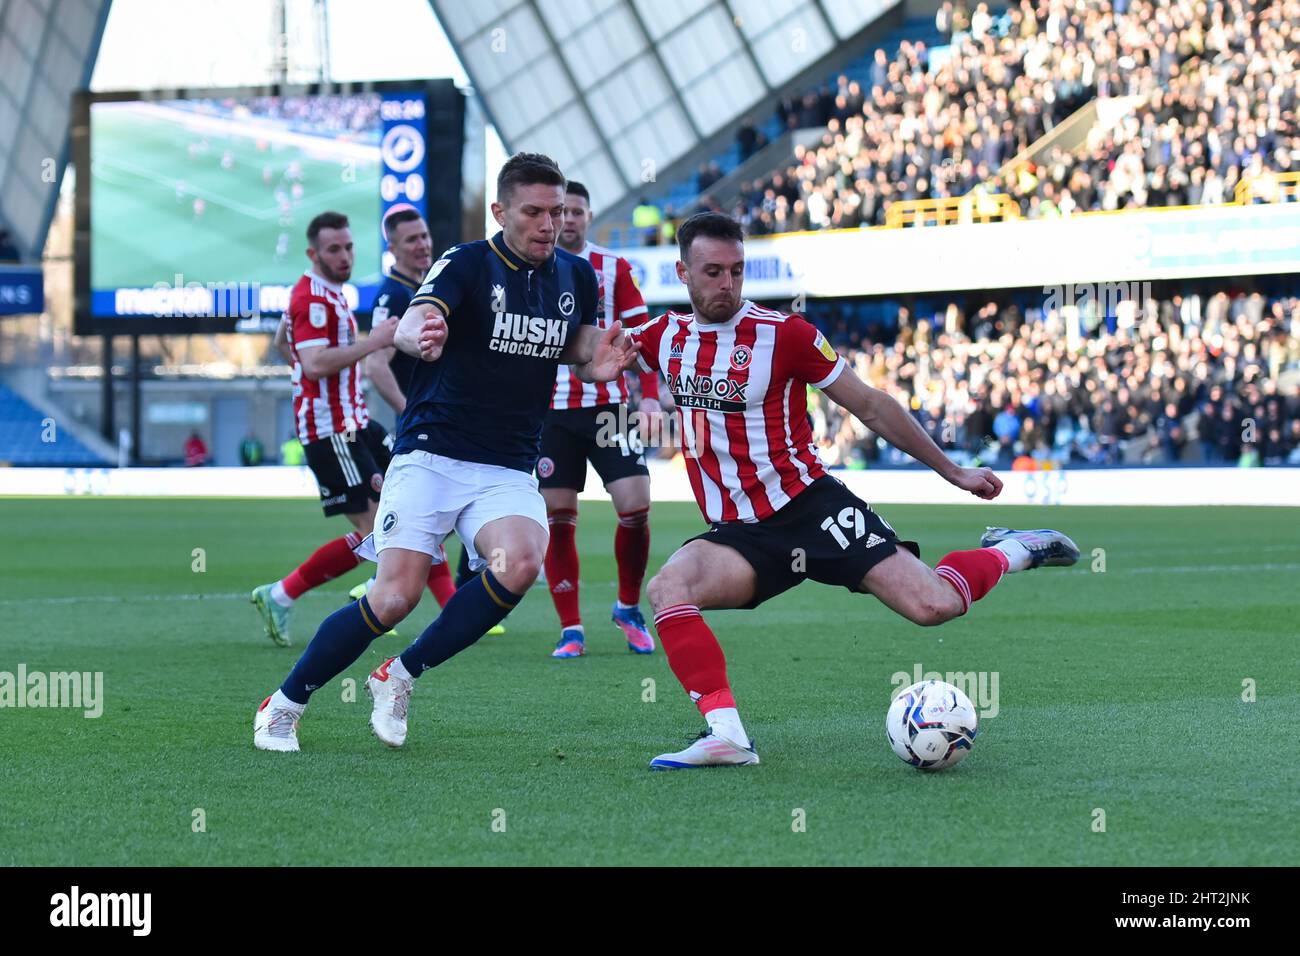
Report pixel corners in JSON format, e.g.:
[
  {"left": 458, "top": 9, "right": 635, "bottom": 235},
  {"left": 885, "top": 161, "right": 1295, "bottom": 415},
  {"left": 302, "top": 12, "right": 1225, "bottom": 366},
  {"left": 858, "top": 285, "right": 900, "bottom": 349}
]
[
  {"left": 822, "top": 366, "right": 1002, "bottom": 500},
  {"left": 299, "top": 317, "right": 398, "bottom": 381},
  {"left": 566, "top": 322, "right": 639, "bottom": 382},
  {"left": 394, "top": 302, "right": 447, "bottom": 362}
]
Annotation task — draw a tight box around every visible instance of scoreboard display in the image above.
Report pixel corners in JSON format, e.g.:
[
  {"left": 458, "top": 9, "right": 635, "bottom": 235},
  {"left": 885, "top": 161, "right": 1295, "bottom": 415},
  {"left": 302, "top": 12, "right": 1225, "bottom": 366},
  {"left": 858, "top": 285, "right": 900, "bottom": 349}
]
[{"left": 72, "top": 80, "right": 466, "bottom": 335}]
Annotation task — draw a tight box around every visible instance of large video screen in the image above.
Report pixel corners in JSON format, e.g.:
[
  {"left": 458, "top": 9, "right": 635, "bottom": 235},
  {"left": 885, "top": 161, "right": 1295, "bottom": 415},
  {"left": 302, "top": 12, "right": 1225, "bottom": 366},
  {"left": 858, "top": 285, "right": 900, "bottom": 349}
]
[{"left": 73, "top": 82, "right": 466, "bottom": 335}]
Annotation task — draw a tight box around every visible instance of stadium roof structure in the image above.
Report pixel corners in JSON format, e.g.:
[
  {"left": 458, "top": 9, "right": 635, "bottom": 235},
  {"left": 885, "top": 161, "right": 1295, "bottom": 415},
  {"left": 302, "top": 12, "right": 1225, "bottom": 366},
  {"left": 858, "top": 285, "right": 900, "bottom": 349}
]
[
  {"left": 0, "top": 0, "right": 111, "bottom": 262},
  {"left": 429, "top": 0, "right": 898, "bottom": 211}
]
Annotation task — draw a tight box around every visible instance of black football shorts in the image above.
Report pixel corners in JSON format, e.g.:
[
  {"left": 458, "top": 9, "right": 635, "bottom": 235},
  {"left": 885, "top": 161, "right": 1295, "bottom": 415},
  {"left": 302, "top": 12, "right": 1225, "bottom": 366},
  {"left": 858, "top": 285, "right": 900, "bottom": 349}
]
[
  {"left": 303, "top": 421, "right": 392, "bottom": 517},
  {"left": 686, "top": 475, "right": 918, "bottom": 609},
  {"left": 537, "top": 404, "right": 649, "bottom": 491}
]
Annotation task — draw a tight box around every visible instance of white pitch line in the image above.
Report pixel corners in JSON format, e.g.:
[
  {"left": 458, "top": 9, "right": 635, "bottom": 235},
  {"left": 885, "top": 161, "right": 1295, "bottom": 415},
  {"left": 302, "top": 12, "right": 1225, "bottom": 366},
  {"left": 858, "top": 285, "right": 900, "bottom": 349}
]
[
  {"left": 1070, "top": 561, "right": 1300, "bottom": 575},
  {"left": 5, "top": 564, "right": 1298, "bottom": 607}
]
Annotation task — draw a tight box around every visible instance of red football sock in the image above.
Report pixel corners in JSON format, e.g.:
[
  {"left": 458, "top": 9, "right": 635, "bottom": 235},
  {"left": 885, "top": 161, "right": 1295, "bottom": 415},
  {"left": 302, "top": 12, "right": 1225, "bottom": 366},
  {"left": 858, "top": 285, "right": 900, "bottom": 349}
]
[
  {"left": 653, "top": 604, "right": 734, "bottom": 713},
  {"left": 544, "top": 508, "right": 581, "bottom": 628},
  {"left": 614, "top": 507, "right": 650, "bottom": 606},
  {"left": 281, "top": 532, "right": 363, "bottom": 600},
  {"left": 934, "top": 548, "right": 1010, "bottom": 615},
  {"left": 426, "top": 546, "right": 456, "bottom": 608}
]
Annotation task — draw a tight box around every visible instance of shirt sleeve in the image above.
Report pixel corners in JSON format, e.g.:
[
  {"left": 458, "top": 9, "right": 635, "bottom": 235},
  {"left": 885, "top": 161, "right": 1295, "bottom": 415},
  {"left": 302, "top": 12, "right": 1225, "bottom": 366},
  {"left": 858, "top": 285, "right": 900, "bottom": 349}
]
[
  {"left": 411, "top": 244, "right": 479, "bottom": 318},
  {"left": 613, "top": 256, "right": 649, "bottom": 325},
  {"left": 627, "top": 313, "right": 668, "bottom": 375},
  {"left": 290, "top": 288, "right": 336, "bottom": 352},
  {"left": 780, "top": 315, "right": 845, "bottom": 389}
]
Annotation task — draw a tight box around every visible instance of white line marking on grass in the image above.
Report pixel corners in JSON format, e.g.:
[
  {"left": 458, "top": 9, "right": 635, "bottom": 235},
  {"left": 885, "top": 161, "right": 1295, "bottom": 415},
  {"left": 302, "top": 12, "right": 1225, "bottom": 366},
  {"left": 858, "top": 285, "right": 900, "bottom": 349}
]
[
  {"left": 8, "top": 566, "right": 1298, "bottom": 607},
  {"left": 2, "top": 592, "right": 254, "bottom": 606},
  {"left": 1072, "top": 561, "right": 1300, "bottom": 575}
]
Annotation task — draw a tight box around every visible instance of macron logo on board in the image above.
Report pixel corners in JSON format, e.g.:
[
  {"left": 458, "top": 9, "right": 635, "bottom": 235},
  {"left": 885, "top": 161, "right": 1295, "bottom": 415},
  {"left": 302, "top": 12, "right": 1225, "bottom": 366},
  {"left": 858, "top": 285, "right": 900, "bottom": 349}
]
[{"left": 50, "top": 886, "right": 151, "bottom": 936}]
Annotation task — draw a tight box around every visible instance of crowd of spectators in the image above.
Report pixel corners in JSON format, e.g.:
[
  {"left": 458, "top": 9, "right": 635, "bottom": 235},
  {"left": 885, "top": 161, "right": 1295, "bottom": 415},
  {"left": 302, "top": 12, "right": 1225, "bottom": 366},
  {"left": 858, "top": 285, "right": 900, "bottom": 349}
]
[
  {"left": 197, "top": 94, "right": 382, "bottom": 137},
  {"left": 804, "top": 290, "right": 1300, "bottom": 469},
  {"left": 654, "top": 0, "right": 1298, "bottom": 241}
]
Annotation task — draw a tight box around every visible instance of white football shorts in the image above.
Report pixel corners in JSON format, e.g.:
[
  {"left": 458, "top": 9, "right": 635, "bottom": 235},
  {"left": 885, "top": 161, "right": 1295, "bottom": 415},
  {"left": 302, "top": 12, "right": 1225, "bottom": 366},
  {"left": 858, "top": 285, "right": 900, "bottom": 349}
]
[{"left": 356, "top": 451, "right": 548, "bottom": 571}]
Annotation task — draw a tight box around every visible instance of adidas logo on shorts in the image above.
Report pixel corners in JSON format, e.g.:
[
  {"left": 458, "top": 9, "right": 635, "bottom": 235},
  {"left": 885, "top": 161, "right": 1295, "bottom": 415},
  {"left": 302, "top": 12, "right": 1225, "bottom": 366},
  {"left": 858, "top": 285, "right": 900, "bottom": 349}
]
[{"left": 865, "top": 533, "right": 887, "bottom": 548}]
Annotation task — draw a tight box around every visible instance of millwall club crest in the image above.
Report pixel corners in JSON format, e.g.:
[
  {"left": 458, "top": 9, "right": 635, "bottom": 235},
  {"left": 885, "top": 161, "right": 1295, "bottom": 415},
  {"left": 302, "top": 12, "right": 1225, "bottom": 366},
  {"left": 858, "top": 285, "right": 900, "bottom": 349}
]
[
  {"left": 729, "top": 344, "right": 753, "bottom": 371},
  {"left": 490, "top": 283, "right": 506, "bottom": 313}
]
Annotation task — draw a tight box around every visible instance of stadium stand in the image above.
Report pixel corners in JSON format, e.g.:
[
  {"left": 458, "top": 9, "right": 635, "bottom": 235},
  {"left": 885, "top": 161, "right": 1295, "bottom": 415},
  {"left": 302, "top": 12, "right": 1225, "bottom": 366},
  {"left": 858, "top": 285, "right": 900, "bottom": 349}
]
[
  {"left": 797, "top": 288, "right": 1300, "bottom": 470},
  {"left": 0, "top": 381, "right": 110, "bottom": 466},
  {"left": 605, "top": 14, "right": 944, "bottom": 245},
  {"left": 612, "top": 0, "right": 1299, "bottom": 243}
]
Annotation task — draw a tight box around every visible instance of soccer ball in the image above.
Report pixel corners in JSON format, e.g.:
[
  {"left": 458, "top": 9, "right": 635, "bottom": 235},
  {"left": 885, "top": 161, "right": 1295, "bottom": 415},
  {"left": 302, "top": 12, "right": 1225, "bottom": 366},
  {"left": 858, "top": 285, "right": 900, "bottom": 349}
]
[{"left": 886, "top": 679, "right": 978, "bottom": 771}]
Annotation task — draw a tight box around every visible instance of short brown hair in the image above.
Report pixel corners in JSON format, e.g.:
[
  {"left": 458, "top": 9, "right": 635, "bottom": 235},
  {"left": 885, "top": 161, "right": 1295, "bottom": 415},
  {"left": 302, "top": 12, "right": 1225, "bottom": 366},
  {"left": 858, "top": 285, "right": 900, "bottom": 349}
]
[
  {"left": 382, "top": 205, "right": 423, "bottom": 241},
  {"left": 677, "top": 211, "right": 743, "bottom": 261},
  {"left": 307, "top": 211, "right": 349, "bottom": 246},
  {"left": 497, "top": 152, "right": 565, "bottom": 205}
]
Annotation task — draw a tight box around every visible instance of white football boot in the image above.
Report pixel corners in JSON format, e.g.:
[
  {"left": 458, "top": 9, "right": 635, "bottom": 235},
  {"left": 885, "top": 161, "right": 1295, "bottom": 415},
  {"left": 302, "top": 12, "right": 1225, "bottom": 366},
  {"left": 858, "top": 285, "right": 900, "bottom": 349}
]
[
  {"left": 649, "top": 730, "right": 760, "bottom": 770},
  {"left": 253, "top": 695, "right": 301, "bottom": 752},
  {"left": 366, "top": 657, "right": 412, "bottom": 748}
]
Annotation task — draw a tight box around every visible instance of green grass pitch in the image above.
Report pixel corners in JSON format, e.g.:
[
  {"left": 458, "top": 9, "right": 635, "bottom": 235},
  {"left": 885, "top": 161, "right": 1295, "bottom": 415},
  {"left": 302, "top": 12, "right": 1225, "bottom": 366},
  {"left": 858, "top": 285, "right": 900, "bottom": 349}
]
[
  {"left": 91, "top": 105, "right": 381, "bottom": 289},
  {"left": 2, "top": 497, "right": 1296, "bottom": 866}
]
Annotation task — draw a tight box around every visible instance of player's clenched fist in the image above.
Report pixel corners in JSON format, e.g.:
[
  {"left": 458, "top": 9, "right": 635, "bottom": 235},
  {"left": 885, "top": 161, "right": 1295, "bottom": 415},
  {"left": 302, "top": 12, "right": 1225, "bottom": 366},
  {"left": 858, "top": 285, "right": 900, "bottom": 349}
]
[
  {"left": 417, "top": 311, "right": 447, "bottom": 361},
  {"left": 950, "top": 466, "right": 1002, "bottom": 500},
  {"left": 395, "top": 303, "right": 448, "bottom": 362}
]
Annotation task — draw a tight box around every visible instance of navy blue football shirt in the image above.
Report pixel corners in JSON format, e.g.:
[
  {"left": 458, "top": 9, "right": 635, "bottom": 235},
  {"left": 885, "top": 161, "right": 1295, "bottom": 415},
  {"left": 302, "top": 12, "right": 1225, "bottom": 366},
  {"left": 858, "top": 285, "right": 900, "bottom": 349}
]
[
  {"left": 397, "top": 231, "right": 598, "bottom": 472},
  {"left": 372, "top": 267, "right": 422, "bottom": 396}
]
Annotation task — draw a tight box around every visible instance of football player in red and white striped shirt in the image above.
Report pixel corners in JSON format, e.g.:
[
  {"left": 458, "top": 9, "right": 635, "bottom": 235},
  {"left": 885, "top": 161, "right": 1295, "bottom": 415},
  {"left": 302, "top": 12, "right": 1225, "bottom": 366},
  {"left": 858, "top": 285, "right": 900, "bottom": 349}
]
[
  {"left": 539, "top": 182, "right": 662, "bottom": 659},
  {"left": 629, "top": 213, "right": 1079, "bottom": 769},
  {"left": 250, "top": 211, "right": 399, "bottom": 647}
]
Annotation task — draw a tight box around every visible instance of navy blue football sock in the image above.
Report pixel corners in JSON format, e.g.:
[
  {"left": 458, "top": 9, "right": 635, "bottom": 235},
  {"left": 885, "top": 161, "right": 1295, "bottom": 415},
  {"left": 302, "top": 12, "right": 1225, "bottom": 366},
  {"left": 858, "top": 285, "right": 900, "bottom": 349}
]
[
  {"left": 400, "top": 570, "right": 522, "bottom": 675},
  {"left": 281, "top": 595, "right": 388, "bottom": 704}
]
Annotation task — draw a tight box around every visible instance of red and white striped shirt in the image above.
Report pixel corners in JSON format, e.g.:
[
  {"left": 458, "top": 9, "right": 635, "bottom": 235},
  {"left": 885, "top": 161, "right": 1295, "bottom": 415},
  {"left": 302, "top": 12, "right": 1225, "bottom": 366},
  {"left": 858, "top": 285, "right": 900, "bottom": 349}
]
[
  {"left": 630, "top": 300, "right": 846, "bottom": 524},
  {"left": 551, "top": 241, "right": 654, "bottom": 409},
  {"left": 286, "top": 271, "right": 369, "bottom": 443}
]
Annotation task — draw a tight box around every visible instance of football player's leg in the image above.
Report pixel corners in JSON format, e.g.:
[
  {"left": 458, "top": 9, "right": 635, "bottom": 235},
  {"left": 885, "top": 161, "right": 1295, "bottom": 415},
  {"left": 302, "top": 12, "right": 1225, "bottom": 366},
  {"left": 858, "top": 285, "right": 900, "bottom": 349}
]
[
  {"left": 256, "top": 546, "right": 428, "bottom": 752},
  {"left": 865, "top": 538, "right": 1031, "bottom": 624},
  {"left": 345, "top": 498, "right": 380, "bottom": 537},
  {"left": 538, "top": 413, "right": 588, "bottom": 653},
  {"left": 360, "top": 547, "right": 436, "bottom": 747},
  {"left": 397, "top": 474, "right": 548, "bottom": 678},
  {"left": 645, "top": 541, "right": 761, "bottom": 768},
  {"left": 282, "top": 546, "right": 427, "bottom": 702},
  {"left": 541, "top": 486, "right": 584, "bottom": 656},
  {"left": 253, "top": 436, "right": 381, "bottom": 646},
  {"left": 424, "top": 544, "right": 456, "bottom": 608},
  {"left": 860, "top": 548, "right": 968, "bottom": 626},
  {"left": 864, "top": 526, "right": 1078, "bottom": 626},
  {"left": 607, "top": 475, "right": 653, "bottom": 653}
]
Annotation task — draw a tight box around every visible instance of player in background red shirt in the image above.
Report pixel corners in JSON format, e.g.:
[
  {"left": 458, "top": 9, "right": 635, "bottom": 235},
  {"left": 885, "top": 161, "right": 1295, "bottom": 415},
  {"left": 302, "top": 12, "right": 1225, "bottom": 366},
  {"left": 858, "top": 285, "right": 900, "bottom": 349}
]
[
  {"left": 629, "top": 213, "right": 1079, "bottom": 769},
  {"left": 250, "top": 211, "right": 401, "bottom": 647},
  {"left": 541, "top": 182, "right": 662, "bottom": 659}
]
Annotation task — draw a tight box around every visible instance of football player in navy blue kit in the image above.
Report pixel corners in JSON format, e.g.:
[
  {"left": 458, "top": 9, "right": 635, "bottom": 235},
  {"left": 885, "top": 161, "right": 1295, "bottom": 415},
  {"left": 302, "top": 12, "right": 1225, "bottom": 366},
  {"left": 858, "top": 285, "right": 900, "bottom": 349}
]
[
  {"left": 350, "top": 205, "right": 497, "bottom": 626},
  {"left": 365, "top": 204, "right": 429, "bottom": 415},
  {"left": 255, "top": 153, "right": 637, "bottom": 751}
]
